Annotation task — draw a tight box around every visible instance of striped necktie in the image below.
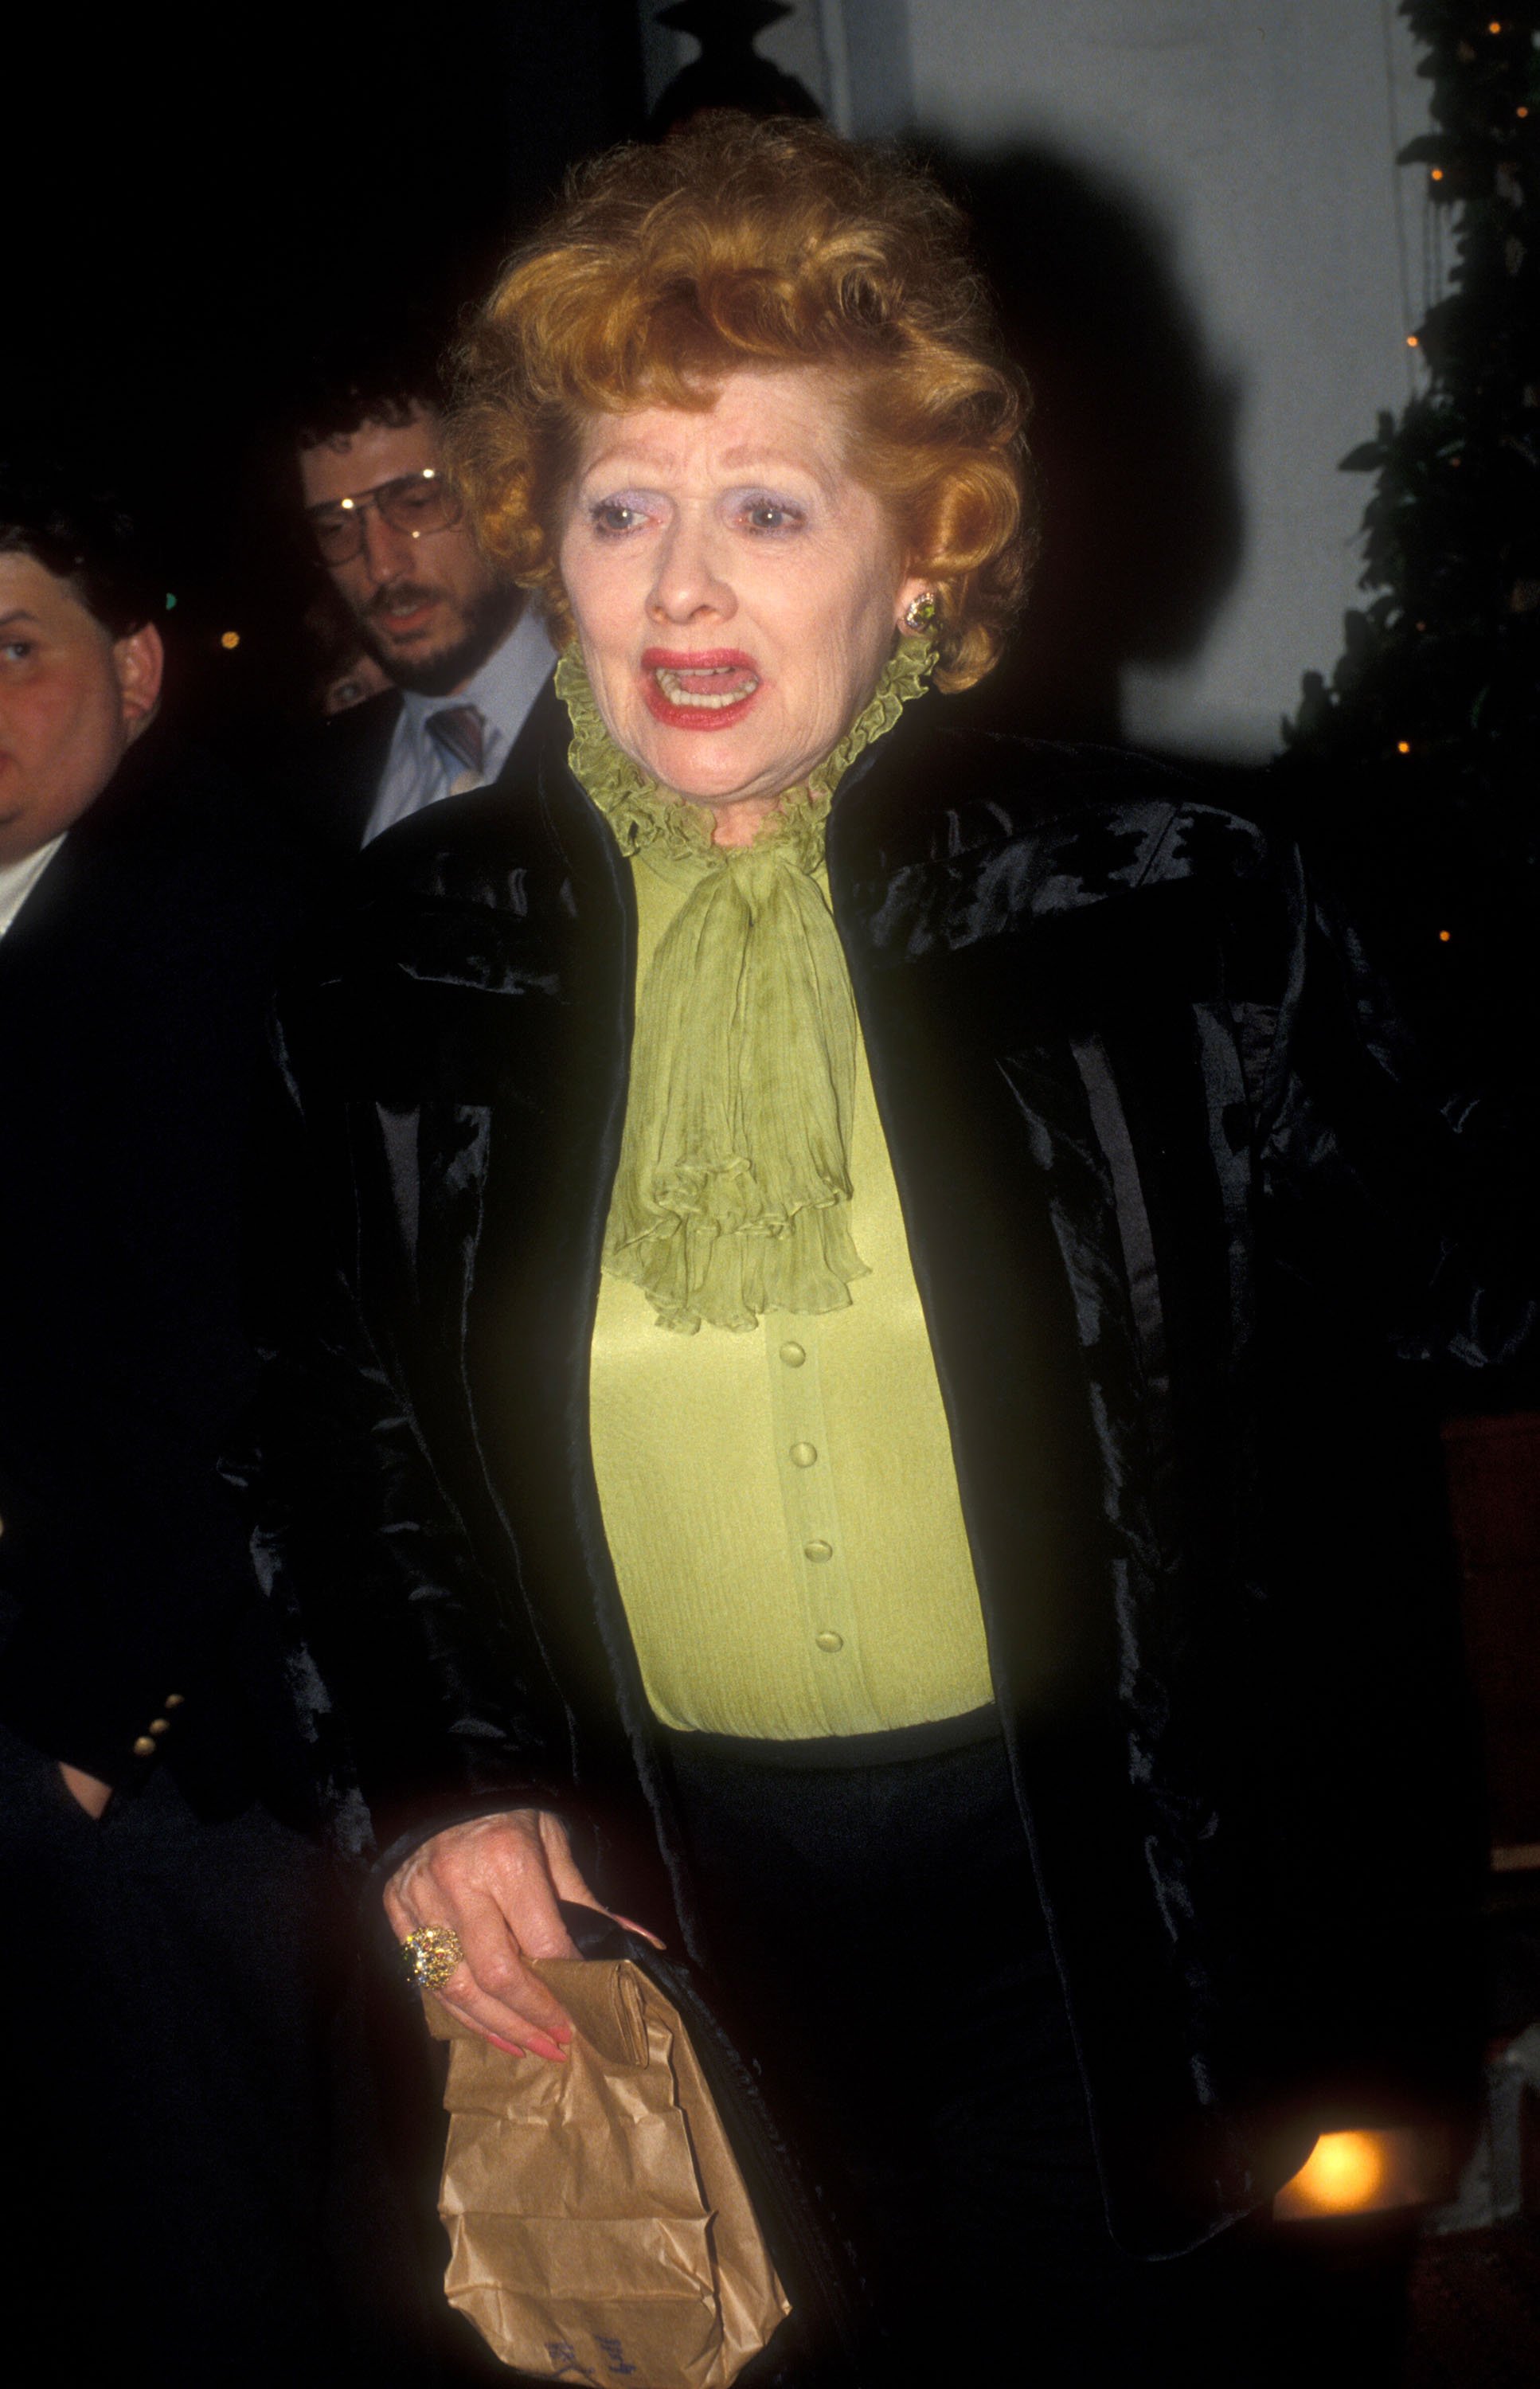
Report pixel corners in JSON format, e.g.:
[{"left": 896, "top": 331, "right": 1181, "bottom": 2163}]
[{"left": 426, "top": 704, "right": 487, "bottom": 782}]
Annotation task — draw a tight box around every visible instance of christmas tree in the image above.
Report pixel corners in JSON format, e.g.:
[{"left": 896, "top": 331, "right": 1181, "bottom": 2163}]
[{"left": 1284, "top": 4, "right": 1539, "bottom": 1078}]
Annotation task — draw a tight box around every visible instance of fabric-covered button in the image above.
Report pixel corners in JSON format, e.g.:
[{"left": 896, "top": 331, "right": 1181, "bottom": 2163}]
[
  {"left": 815, "top": 1630, "right": 844, "bottom": 1653},
  {"left": 778, "top": 1341, "right": 807, "bottom": 1367},
  {"left": 803, "top": 1539, "right": 833, "bottom": 1562},
  {"left": 788, "top": 1442, "right": 818, "bottom": 1468},
  {"left": 131, "top": 1735, "right": 157, "bottom": 1758}
]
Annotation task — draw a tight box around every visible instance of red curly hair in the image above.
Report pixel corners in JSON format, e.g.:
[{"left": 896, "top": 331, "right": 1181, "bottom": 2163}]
[{"left": 449, "top": 113, "right": 1034, "bottom": 692}]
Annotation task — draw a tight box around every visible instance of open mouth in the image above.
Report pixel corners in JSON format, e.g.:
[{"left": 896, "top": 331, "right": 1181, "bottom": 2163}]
[
  {"left": 641, "top": 648, "right": 762, "bottom": 729},
  {"left": 371, "top": 588, "right": 440, "bottom": 636},
  {"left": 653, "top": 663, "right": 759, "bottom": 710}
]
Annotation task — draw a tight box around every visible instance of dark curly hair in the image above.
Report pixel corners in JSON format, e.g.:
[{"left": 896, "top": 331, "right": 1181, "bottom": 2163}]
[{"left": 0, "top": 463, "right": 159, "bottom": 636}]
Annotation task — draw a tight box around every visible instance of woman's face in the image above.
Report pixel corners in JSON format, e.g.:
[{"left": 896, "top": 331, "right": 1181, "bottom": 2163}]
[{"left": 557, "top": 367, "right": 928, "bottom": 828}]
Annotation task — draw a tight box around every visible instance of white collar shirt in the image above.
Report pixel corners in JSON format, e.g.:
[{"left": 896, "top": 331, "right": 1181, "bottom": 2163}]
[
  {"left": 0, "top": 836, "right": 64, "bottom": 939},
  {"left": 365, "top": 608, "right": 555, "bottom": 845}
]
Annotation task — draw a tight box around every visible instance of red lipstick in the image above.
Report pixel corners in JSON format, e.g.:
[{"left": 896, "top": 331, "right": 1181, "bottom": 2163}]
[{"left": 639, "top": 647, "right": 764, "bottom": 732}]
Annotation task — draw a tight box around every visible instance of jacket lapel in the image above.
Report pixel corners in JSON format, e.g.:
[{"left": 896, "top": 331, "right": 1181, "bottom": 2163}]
[
  {"left": 450, "top": 741, "right": 695, "bottom": 1922},
  {"left": 827, "top": 723, "right": 1272, "bottom": 2239}
]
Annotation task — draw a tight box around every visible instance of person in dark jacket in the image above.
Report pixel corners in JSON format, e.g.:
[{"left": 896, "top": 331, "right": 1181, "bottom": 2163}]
[
  {"left": 250, "top": 119, "right": 1524, "bottom": 2387},
  {"left": 0, "top": 470, "right": 420, "bottom": 2386}
]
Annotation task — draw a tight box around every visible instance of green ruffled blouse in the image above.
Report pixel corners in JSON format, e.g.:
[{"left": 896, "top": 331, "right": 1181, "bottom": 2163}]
[{"left": 565, "top": 642, "right": 996, "bottom": 1742}]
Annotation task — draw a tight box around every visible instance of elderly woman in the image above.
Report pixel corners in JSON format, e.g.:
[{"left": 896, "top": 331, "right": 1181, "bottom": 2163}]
[{"left": 257, "top": 115, "right": 1508, "bottom": 2385}]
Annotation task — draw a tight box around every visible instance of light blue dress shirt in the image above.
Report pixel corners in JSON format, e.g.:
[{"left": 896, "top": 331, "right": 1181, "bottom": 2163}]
[{"left": 365, "top": 608, "right": 556, "bottom": 844}]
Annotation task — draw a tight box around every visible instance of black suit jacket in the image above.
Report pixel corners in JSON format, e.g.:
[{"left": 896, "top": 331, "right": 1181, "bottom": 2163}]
[
  {"left": 0, "top": 733, "right": 319, "bottom": 1808},
  {"left": 273, "top": 672, "right": 561, "bottom": 856},
  {"left": 250, "top": 696, "right": 1519, "bottom": 2250}
]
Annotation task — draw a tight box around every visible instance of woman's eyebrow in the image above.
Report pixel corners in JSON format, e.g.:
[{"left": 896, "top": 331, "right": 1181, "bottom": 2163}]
[
  {"left": 577, "top": 444, "right": 831, "bottom": 487},
  {"left": 716, "top": 448, "right": 835, "bottom": 489},
  {"left": 577, "top": 440, "right": 681, "bottom": 483}
]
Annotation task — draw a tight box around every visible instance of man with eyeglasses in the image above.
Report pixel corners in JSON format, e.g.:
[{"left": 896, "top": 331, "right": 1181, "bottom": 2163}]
[{"left": 294, "top": 360, "right": 554, "bottom": 847}]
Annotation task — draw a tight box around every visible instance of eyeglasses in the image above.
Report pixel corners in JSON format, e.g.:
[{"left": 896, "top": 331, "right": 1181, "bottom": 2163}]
[{"left": 305, "top": 469, "right": 464, "bottom": 565}]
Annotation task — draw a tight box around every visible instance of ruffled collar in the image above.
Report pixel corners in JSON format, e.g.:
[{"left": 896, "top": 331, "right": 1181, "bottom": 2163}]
[
  {"left": 555, "top": 635, "right": 936, "bottom": 873},
  {"left": 556, "top": 635, "right": 934, "bottom": 1332}
]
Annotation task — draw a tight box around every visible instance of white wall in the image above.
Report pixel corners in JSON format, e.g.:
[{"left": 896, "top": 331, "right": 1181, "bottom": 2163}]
[
  {"left": 635, "top": 1, "right": 1432, "bottom": 759},
  {"left": 897, "top": 0, "right": 1433, "bottom": 758},
  {"left": 638, "top": 2, "right": 914, "bottom": 144}
]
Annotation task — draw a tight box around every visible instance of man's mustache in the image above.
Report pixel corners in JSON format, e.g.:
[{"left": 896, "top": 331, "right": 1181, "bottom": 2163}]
[{"left": 366, "top": 583, "right": 441, "bottom": 622}]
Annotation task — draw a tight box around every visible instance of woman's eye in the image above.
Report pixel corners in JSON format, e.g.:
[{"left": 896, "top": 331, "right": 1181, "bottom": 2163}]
[
  {"left": 591, "top": 501, "right": 644, "bottom": 536},
  {"left": 741, "top": 501, "right": 801, "bottom": 534},
  {"left": 1, "top": 639, "right": 33, "bottom": 662}
]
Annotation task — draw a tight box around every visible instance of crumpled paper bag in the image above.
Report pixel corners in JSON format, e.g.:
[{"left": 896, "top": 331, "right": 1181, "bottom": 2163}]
[{"left": 426, "top": 1957, "right": 791, "bottom": 2387}]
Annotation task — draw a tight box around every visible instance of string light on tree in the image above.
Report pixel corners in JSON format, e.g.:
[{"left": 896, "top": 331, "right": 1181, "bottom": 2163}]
[
  {"left": 1284, "top": 0, "right": 1540, "bottom": 1069},
  {"left": 1289, "top": 0, "right": 1540, "bottom": 780}
]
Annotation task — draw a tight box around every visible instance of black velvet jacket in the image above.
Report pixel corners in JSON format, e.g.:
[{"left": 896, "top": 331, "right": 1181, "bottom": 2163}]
[{"left": 251, "top": 697, "right": 1525, "bottom": 2256}]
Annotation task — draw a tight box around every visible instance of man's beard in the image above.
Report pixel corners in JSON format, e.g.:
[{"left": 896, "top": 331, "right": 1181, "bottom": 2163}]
[{"left": 358, "top": 581, "right": 522, "bottom": 698}]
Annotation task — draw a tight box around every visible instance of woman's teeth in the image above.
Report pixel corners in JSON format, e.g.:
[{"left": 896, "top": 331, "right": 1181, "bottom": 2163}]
[{"left": 655, "top": 665, "right": 759, "bottom": 710}]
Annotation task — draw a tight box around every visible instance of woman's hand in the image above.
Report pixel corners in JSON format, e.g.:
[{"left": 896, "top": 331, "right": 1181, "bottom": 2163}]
[
  {"left": 59, "top": 1762, "right": 113, "bottom": 1818},
  {"left": 384, "top": 1807, "right": 660, "bottom": 2059}
]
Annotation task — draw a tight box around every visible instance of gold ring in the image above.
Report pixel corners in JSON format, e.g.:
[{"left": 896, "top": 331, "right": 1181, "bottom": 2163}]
[{"left": 400, "top": 1924, "right": 464, "bottom": 1990}]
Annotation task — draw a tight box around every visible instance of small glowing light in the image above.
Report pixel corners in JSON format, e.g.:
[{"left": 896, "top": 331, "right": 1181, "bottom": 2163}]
[
  {"left": 1488, "top": 19, "right": 1503, "bottom": 33},
  {"left": 220, "top": 631, "right": 240, "bottom": 651},
  {"left": 1285, "top": 2133, "right": 1386, "bottom": 2214},
  {"left": 1277, "top": 2124, "right": 1456, "bottom": 2222},
  {"left": 1406, "top": 334, "right": 1420, "bottom": 348},
  {"left": 1439, "top": 929, "right": 1452, "bottom": 943},
  {"left": 1431, "top": 167, "right": 1444, "bottom": 182},
  {"left": 164, "top": 592, "right": 178, "bottom": 612},
  {"left": 1519, "top": 106, "right": 1530, "bottom": 119},
  {"left": 1397, "top": 740, "right": 1412, "bottom": 753}
]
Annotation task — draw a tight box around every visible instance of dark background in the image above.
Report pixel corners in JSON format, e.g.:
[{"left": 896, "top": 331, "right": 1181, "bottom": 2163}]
[{"left": 9, "top": 2, "right": 648, "bottom": 695}]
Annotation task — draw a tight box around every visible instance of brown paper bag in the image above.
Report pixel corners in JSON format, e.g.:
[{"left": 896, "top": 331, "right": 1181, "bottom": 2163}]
[{"left": 426, "top": 1958, "right": 791, "bottom": 2387}]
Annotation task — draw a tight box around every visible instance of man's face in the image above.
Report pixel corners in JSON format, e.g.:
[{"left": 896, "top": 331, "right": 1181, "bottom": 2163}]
[
  {"left": 299, "top": 409, "right": 518, "bottom": 696},
  {"left": 0, "top": 553, "right": 162, "bottom": 866}
]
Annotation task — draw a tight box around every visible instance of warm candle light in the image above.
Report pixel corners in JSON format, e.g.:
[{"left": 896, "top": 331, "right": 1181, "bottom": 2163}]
[
  {"left": 1275, "top": 2125, "right": 1453, "bottom": 2221},
  {"left": 221, "top": 631, "right": 240, "bottom": 651},
  {"left": 1284, "top": 2133, "right": 1387, "bottom": 2214}
]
